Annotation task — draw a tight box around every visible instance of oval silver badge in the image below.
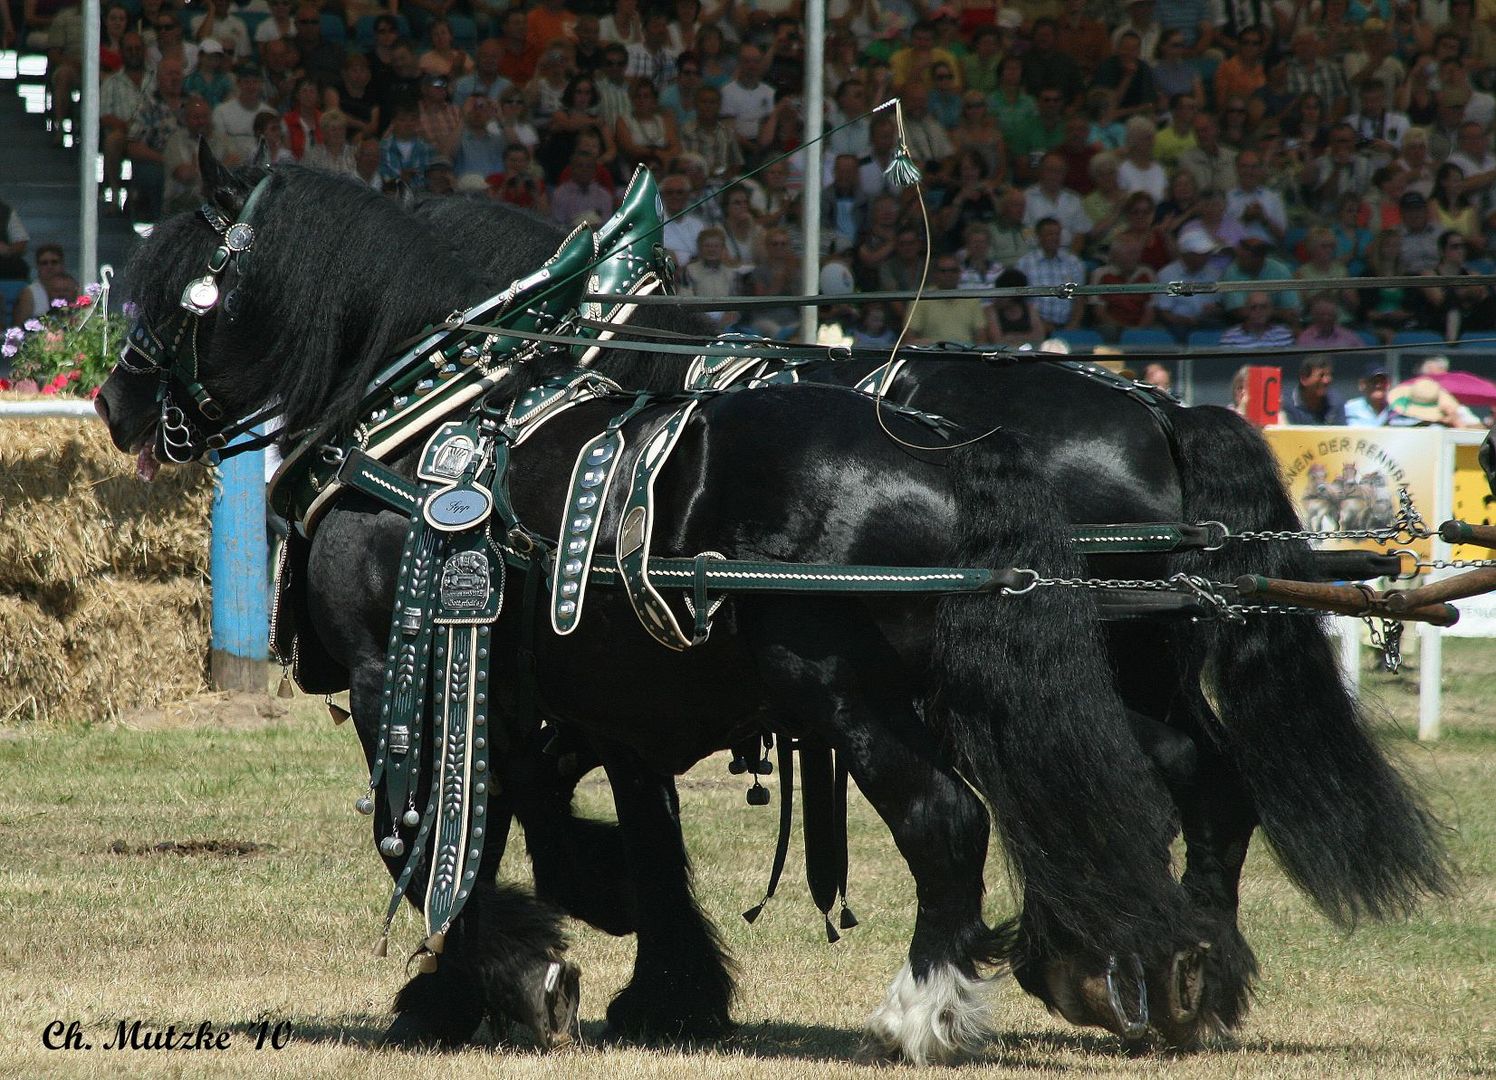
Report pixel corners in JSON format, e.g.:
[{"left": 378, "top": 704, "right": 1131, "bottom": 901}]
[{"left": 424, "top": 485, "right": 493, "bottom": 531}]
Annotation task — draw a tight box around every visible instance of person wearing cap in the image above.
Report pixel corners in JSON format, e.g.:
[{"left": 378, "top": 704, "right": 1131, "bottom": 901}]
[
  {"left": 1279, "top": 355, "right": 1348, "bottom": 425},
  {"left": 1344, "top": 364, "right": 1392, "bottom": 426},
  {"left": 1397, "top": 191, "right": 1442, "bottom": 274},
  {"left": 1387, "top": 377, "right": 1480, "bottom": 428},
  {"left": 418, "top": 73, "right": 461, "bottom": 160},
  {"left": 191, "top": 0, "right": 249, "bottom": 62},
  {"left": 212, "top": 63, "right": 276, "bottom": 165},
  {"left": 185, "top": 38, "right": 233, "bottom": 107},
  {"left": 1155, "top": 228, "right": 1225, "bottom": 339}
]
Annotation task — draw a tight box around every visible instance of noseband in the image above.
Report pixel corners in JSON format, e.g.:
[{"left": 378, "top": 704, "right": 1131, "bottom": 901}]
[{"left": 117, "top": 174, "right": 281, "bottom": 463}]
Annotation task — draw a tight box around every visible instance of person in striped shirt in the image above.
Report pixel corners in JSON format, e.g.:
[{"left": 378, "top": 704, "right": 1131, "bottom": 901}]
[{"left": 1221, "top": 291, "right": 1296, "bottom": 350}]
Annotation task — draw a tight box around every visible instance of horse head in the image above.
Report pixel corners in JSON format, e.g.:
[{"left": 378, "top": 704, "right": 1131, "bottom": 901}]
[{"left": 98, "top": 141, "right": 502, "bottom": 479}]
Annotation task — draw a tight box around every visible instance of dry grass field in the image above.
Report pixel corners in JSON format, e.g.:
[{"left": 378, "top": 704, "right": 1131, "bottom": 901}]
[{"left": 0, "top": 637, "right": 1491, "bottom": 1079}]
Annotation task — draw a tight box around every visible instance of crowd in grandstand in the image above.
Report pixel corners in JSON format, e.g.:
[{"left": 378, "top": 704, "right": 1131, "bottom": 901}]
[{"left": 10, "top": 0, "right": 1496, "bottom": 359}]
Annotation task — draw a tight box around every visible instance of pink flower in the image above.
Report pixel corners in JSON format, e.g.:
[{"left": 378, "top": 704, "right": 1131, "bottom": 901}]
[
  {"left": 75, "top": 295, "right": 92, "bottom": 307},
  {"left": 13, "top": 378, "right": 39, "bottom": 394},
  {"left": 40, "top": 381, "right": 57, "bottom": 396},
  {"left": 0, "top": 378, "right": 10, "bottom": 392}
]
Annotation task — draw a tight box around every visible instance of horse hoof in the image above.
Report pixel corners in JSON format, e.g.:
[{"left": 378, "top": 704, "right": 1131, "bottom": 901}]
[
  {"left": 538, "top": 959, "right": 582, "bottom": 1049},
  {"left": 604, "top": 983, "right": 735, "bottom": 1044},
  {"left": 381, "top": 1010, "right": 470, "bottom": 1050}
]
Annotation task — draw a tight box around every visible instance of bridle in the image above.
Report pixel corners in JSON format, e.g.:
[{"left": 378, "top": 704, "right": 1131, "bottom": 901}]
[{"left": 116, "top": 174, "right": 284, "bottom": 463}]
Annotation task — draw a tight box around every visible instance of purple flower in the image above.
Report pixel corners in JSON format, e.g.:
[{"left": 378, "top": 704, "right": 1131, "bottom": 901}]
[
  {"left": 123, "top": 300, "right": 141, "bottom": 320},
  {"left": 23, "top": 318, "right": 42, "bottom": 332},
  {"left": 1, "top": 341, "right": 16, "bottom": 359},
  {"left": 49, "top": 298, "right": 68, "bottom": 309},
  {"left": 85, "top": 282, "right": 103, "bottom": 299}
]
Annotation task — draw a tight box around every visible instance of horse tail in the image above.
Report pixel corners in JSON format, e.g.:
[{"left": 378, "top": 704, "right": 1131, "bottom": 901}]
[
  {"left": 1168, "top": 404, "right": 1455, "bottom": 923},
  {"left": 932, "top": 440, "right": 1196, "bottom": 964}
]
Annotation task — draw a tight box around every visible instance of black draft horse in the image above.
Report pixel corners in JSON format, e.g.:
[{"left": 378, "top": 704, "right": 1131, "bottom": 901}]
[
  {"left": 98, "top": 160, "right": 1212, "bottom": 1063},
  {"left": 412, "top": 193, "right": 1456, "bottom": 1041}
]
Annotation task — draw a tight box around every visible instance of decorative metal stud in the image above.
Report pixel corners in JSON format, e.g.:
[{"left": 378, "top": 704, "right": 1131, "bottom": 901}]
[
  {"left": 564, "top": 558, "right": 583, "bottom": 576},
  {"left": 557, "top": 600, "right": 577, "bottom": 618},
  {"left": 561, "top": 580, "right": 579, "bottom": 598},
  {"left": 576, "top": 492, "right": 598, "bottom": 511},
  {"left": 566, "top": 538, "right": 587, "bottom": 555},
  {"left": 570, "top": 515, "right": 593, "bottom": 534},
  {"left": 402, "top": 809, "right": 422, "bottom": 828},
  {"left": 379, "top": 835, "right": 405, "bottom": 857}
]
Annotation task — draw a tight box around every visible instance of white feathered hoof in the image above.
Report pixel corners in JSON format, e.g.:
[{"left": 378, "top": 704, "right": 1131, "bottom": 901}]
[{"left": 862, "top": 962, "right": 997, "bottom": 1065}]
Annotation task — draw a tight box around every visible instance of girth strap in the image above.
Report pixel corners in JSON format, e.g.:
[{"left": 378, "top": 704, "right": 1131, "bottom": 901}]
[{"left": 743, "top": 736, "right": 796, "bottom": 925}]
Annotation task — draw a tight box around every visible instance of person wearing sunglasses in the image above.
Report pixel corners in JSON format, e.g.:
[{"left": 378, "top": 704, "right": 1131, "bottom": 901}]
[{"left": 147, "top": 13, "right": 199, "bottom": 75}]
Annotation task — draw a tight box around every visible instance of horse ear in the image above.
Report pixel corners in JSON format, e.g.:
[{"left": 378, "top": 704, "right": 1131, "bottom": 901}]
[
  {"left": 198, "top": 136, "right": 250, "bottom": 216},
  {"left": 250, "top": 137, "right": 271, "bottom": 170}
]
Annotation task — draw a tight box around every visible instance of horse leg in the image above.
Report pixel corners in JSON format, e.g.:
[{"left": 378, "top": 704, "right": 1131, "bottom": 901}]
[
  {"left": 597, "top": 744, "right": 737, "bottom": 1043},
  {"left": 750, "top": 606, "right": 1003, "bottom": 1065}
]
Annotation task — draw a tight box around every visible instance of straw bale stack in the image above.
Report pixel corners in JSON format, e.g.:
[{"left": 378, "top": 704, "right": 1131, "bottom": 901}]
[{"left": 0, "top": 417, "right": 215, "bottom": 724}]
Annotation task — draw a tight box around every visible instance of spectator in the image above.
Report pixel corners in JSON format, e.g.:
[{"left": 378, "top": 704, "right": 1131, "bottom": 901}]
[
  {"left": 375, "top": 39, "right": 424, "bottom": 123},
  {"left": 550, "top": 140, "right": 615, "bottom": 228},
  {"left": 487, "top": 143, "right": 549, "bottom": 214},
  {"left": 1361, "top": 167, "right": 1408, "bottom": 235},
  {"left": 452, "top": 96, "right": 505, "bottom": 181},
  {"left": 125, "top": 56, "right": 186, "bottom": 221},
  {"left": 1108, "top": 190, "right": 1170, "bottom": 269},
  {"left": 539, "top": 76, "right": 617, "bottom": 182},
  {"left": 1178, "top": 112, "right": 1238, "bottom": 194},
  {"left": 852, "top": 302, "right": 898, "bottom": 348},
  {"left": 1010, "top": 84, "right": 1069, "bottom": 182},
  {"left": 1305, "top": 123, "right": 1374, "bottom": 220},
  {"left": 418, "top": 74, "right": 461, "bottom": 161},
  {"left": 1091, "top": 29, "right": 1155, "bottom": 122},
  {"left": 1360, "top": 228, "right": 1415, "bottom": 338},
  {"left": 147, "top": 10, "right": 198, "bottom": 76},
  {"left": 1223, "top": 237, "right": 1301, "bottom": 325},
  {"left": 659, "top": 173, "right": 707, "bottom": 265},
  {"left": 1015, "top": 217, "right": 1086, "bottom": 333},
  {"left": 1116, "top": 115, "right": 1168, "bottom": 202},
  {"left": 1155, "top": 228, "right": 1225, "bottom": 339},
  {"left": 255, "top": 0, "right": 295, "bottom": 47},
  {"left": 525, "top": 46, "right": 571, "bottom": 130},
  {"left": 11, "top": 247, "right": 77, "bottom": 327},
  {"left": 896, "top": 83, "right": 954, "bottom": 183},
  {"left": 878, "top": 226, "right": 928, "bottom": 297},
  {"left": 821, "top": 153, "right": 869, "bottom": 254},
  {"left": 1058, "top": 0, "right": 1112, "bottom": 79},
  {"left": 100, "top": 32, "right": 154, "bottom": 198},
  {"left": 1141, "top": 361, "right": 1172, "bottom": 393},
  {"left": 956, "top": 221, "right": 1002, "bottom": 291},
  {"left": 1189, "top": 188, "right": 1247, "bottom": 255},
  {"left": 1082, "top": 152, "right": 1127, "bottom": 242},
  {"left": 1022, "top": 18, "right": 1084, "bottom": 105},
  {"left": 159, "top": 96, "right": 217, "bottom": 213},
  {"left": 453, "top": 39, "right": 512, "bottom": 109},
  {"left": 625, "top": 10, "right": 679, "bottom": 87},
  {"left": 678, "top": 84, "right": 741, "bottom": 180},
  {"left": 1446, "top": 122, "right": 1496, "bottom": 213},
  {"left": 1347, "top": 18, "right": 1404, "bottom": 101},
  {"left": 1226, "top": 150, "right": 1288, "bottom": 247},
  {"left": 745, "top": 228, "right": 801, "bottom": 339},
  {"left": 1430, "top": 162, "right": 1483, "bottom": 254},
  {"left": 988, "top": 57, "right": 1037, "bottom": 146},
  {"left": 1156, "top": 168, "right": 1203, "bottom": 241},
  {"left": 890, "top": 19, "right": 959, "bottom": 91},
  {"left": 856, "top": 114, "right": 899, "bottom": 201},
  {"left": 679, "top": 227, "right": 744, "bottom": 331},
  {"left": 1214, "top": 26, "right": 1267, "bottom": 108},
  {"left": 960, "top": 26, "right": 1004, "bottom": 96},
  {"left": 1154, "top": 94, "right": 1198, "bottom": 169},
  {"left": 425, "top": 156, "right": 456, "bottom": 196},
  {"left": 0, "top": 200, "right": 30, "bottom": 281},
  {"left": 1223, "top": 291, "right": 1298, "bottom": 350},
  {"left": 1112, "top": 0, "right": 1160, "bottom": 58},
  {"left": 825, "top": 78, "right": 871, "bottom": 167},
  {"left": 1437, "top": 58, "right": 1494, "bottom": 129},
  {"left": 1296, "top": 225, "right": 1358, "bottom": 312},
  {"left": 1023, "top": 152, "right": 1091, "bottom": 252},
  {"left": 334, "top": 51, "right": 381, "bottom": 139},
  {"left": 252, "top": 110, "right": 295, "bottom": 164},
  {"left": 928, "top": 61, "right": 963, "bottom": 129},
  {"left": 184, "top": 39, "right": 233, "bottom": 107},
  {"left": 1397, "top": 190, "right": 1442, "bottom": 273},
  {"left": 721, "top": 44, "right": 775, "bottom": 161},
  {"left": 660, "top": 53, "right": 703, "bottom": 126},
  {"left": 695, "top": 23, "right": 733, "bottom": 89},
  {"left": 1346, "top": 80, "right": 1409, "bottom": 168},
  {"left": 906, "top": 256, "right": 998, "bottom": 344},
  {"left": 989, "top": 185, "right": 1034, "bottom": 266},
  {"left": 600, "top": 0, "right": 644, "bottom": 49},
  {"left": 1344, "top": 365, "right": 1392, "bottom": 425},
  {"left": 418, "top": 18, "right": 473, "bottom": 81},
  {"left": 1419, "top": 230, "right": 1496, "bottom": 336},
  {"left": 1218, "top": 95, "right": 1255, "bottom": 152},
  {"left": 304, "top": 108, "right": 356, "bottom": 174},
  {"left": 191, "top": 0, "right": 249, "bottom": 61},
  {"left": 353, "top": 136, "right": 383, "bottom": 190},
  {"left": 616, "top": 77, "right": 680, "bottom": 174},
  {"left": 1286, "top": 28, "right": 1350, "bottom": 120},
  {"left": 212, "top": 65, "right": 275, "bottom": 165},
  {"left": 495, "top": 9, "right": 542, "bottom": 87},
  {"left": 721, "top": 185, "right": 764, "bottom": 266},
  {"left": 1298, "top": 293, "right": 1365, "bottom": 349},
  {"left": 282, "top": 77, "right": 323, "bottom": 160},
  {"left": 1280, "top": 355, "right": 1349, "bottom": 424},
  {"left": 1152, "top": 29, "right": 1204, "bottom": 108},
  {"left": 1088, "top": 232, "right": 1156, "bottom": 340},
  {"left": 366, "top": 14, "right": 403, "bottom": 87},
  {"left": 259, "top": 37, "right": 301, "bottom": 113},
  {"left": 495, "top": 87, "right": 539, "bottom": 153},
  {"left": 937, "top": 149, "right": 1000, "bottom": 251},
  {"left": 990, "top": 267, "right": 1043, "bottom": 345},
  {"left": 296, "top": 6, "right": 346, "bottom": 89},
  {"left": 380, "top": 103, "right": 436, "bottom": 189}
]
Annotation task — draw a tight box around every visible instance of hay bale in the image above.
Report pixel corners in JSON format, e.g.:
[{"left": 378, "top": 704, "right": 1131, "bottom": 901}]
[
  {"left": 0, "top": 418, "right": 212, "bottom": 592},
  {"left": 0, "top": 594, "right": 71, "bottom": 725},
  {"left": 64, "top": 577, "right": 211, "bottom": 719}
]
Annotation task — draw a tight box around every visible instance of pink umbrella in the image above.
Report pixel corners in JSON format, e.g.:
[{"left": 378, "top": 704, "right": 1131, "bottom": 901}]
[{"left": 1427, "top": 370, "right": 1496, "bottom": 407}]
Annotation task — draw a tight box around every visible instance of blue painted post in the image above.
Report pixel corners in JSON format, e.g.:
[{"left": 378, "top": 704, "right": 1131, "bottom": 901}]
[{"left": 210, "top": 439, "right": 269, "bottom": 692}]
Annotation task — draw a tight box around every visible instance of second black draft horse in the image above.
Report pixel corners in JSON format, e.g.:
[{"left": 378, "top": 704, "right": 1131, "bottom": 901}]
[
  {"left": 98, "top": 159, "right": 1213, "bottom": 1063},
  {"left": 414, "top": 190, "right": 1455, "bottom": 1043}
]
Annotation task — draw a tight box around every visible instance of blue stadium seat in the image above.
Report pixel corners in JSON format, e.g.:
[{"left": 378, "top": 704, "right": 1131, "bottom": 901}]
[
  {"left": 447, "top": 15, "right": 478, "bottom": 52},
  {"left": 1186, "top": 329, "right": 1223, "bottom": 348},
  {"left": 1118, "top": 328, "right": 1177, "bottom": 349},
  {"left": 356, "top": 14, "right": 410, "bottom": 50},
  {"left": 1391, "top": 330, "right": 1443, "bottom": 347},
  {"left": 1054, "top": 329, "right": 1103, "bottom": 350},
  {"left": 320, "top": 14, "right": 347, "bottom": 46}
]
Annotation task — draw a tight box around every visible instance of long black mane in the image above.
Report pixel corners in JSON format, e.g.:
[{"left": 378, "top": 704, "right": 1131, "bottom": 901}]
[
  {"left": 414, "top": 196, "right": 719, "bottom": 393},
  {"left": 124, "top": 166, "right": 509, "bottom": 444}
]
